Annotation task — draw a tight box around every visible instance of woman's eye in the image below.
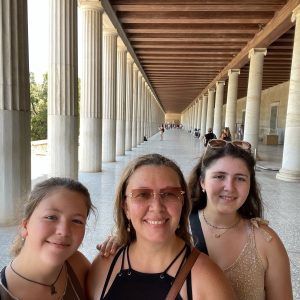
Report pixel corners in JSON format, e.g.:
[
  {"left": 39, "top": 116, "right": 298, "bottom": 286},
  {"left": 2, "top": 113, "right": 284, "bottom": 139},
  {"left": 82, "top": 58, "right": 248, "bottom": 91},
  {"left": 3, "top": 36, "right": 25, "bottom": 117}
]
[
  {"left": 237, "top": 177, "right": 246, "bottom": 182},
  {"left": 214, "top": 175, "right": 225, "bottom": 180},
  {"left": 72, "top": 219, "right": 85, "bottom": 225},
  {"left": 45, "top": 215, "right": 57, "bottom": 220}
]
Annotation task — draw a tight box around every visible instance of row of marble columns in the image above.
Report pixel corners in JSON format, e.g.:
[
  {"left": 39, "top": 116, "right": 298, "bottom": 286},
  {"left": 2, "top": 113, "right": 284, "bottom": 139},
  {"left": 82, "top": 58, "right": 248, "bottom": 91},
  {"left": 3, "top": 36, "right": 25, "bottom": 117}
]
[
  {"left": 0, "top": 0, "right": 164, "bottom": 225},
  {"left": 182, "top": 5, "right": 300, "bottom": 183}
]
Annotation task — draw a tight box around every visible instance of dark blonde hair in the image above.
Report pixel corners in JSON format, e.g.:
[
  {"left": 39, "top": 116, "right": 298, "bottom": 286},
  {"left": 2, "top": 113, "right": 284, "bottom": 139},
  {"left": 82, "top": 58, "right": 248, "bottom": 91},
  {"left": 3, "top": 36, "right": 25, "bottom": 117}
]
[
  {"left": 114, "top": 153, "right": 192, "bottom": 247},
  {"left": 188, "top": 143, "right": 263, "bottom": 218},
  {"left": 11, "top": 177, "right": 95, "bottom": 257}
]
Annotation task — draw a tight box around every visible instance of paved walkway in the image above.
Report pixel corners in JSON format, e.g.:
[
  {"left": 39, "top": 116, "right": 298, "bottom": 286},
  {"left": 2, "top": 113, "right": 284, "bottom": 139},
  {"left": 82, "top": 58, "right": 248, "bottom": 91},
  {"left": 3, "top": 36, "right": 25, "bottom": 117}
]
[{"left": 0, "top": 129, "right": 299, "bottom": 298}]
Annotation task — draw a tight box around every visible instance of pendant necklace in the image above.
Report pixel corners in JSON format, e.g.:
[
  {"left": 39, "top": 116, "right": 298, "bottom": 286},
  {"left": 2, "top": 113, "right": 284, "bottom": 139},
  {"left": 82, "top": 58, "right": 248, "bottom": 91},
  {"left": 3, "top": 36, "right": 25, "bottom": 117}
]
[
  {"left": 10, "top": 261, "right": 64, "bottom": 295},
  {"left": 202, "top": 210, "right": 240, "bottom": 238}
]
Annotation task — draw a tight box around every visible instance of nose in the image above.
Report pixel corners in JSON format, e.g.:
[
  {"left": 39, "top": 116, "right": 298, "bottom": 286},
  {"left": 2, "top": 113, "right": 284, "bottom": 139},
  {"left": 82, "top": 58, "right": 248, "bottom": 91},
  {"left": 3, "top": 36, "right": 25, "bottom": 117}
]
[
  {"left": 149, "top": 193, "right": 166, "bottom": 211},
  {"left": 223, "top": 177, "right": 235, "bottom": 191},
  {"left": 56, "top": 219, "right": 71, "bottom": 237}
]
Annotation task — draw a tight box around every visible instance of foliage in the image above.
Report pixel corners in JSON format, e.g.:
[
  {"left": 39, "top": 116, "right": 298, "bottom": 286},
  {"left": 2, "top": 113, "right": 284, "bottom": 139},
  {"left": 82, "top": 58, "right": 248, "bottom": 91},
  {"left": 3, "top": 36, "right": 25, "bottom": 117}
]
[{"left": 30, "top": 73, "right": 48, "bottom": 141}]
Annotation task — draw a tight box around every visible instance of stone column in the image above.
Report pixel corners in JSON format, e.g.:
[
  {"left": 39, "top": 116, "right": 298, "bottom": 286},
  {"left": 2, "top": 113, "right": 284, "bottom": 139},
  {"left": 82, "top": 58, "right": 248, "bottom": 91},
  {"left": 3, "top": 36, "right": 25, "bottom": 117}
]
[
  {"left": 277, "top": 6, "right": 300, "bottom": 182},
  {"left": 116, "top": 39, "right": 127, "bottom": 156},
  {"left": 0, "top": 0, "right": 31, "bottom": 225},
  {"left": 213, "top": 81, "right": 225, "bottom": 138},
  {"left": 48, "top": 0, "right": 79, "bottom": 179},
  {"left": 243, "top": 48, "right": 267, "bottom": 151},
  {"left": 206, "top": 88, "right": 215, "bottom": 132},
  {"left": 102, "top": 19, "right": 118, "bottom": 162},
  {"left": 201, "top": 94, "right": 208, "bottom": 136},
  {"left": 125, "top": 54, "right": 134, "bottom": 151},
  {"left": 79, "top": 0, "right": 103, "bottom": 172},
  {"left": 136, "top": 72, "right": 143, "bottom": 145},
  {"left": 197, "top": 98, "right": 202, "bottom": 131},
  {"left": 131, "top": 64, "right": 138, "bottom": 148},
  {"left": 225, "top": 69, "right": 240, "bottom": 138}
]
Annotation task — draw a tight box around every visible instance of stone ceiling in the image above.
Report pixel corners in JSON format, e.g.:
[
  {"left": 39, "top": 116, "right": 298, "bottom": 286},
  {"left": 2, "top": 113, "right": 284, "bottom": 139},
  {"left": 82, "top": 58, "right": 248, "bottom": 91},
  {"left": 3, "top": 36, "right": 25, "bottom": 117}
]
[{"left": 102, "top": 0, "right": 299, "bottom": 113}]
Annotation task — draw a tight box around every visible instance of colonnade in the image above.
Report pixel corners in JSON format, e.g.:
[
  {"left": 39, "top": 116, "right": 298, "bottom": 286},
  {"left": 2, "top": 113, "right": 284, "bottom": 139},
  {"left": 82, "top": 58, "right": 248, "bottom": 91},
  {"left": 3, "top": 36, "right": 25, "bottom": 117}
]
[
  {"left": 182, "top": 5, "right": 300, "bottom": 183},
  {"left": 0, "top": 0, "right": 164, "bottom": 225}
]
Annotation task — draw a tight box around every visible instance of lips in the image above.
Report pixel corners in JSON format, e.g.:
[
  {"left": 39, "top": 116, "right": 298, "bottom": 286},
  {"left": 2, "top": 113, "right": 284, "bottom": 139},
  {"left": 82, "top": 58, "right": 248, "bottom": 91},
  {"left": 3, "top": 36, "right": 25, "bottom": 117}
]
[
  {"left": 144, "top": 219, "right": 167, "bottom": 225},
  {"left": 220, "top": 195, "right": 235, "bottom": 201},
  {"left": 47, "top": 240, "right": 71, "bottom": 247}
]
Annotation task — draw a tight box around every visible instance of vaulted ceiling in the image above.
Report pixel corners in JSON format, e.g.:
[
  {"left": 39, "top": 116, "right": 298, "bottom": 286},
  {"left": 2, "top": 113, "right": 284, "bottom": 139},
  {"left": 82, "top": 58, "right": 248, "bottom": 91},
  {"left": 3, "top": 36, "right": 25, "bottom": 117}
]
[{"left": 102, "top": 0, "right": 299, "bottom": 113}]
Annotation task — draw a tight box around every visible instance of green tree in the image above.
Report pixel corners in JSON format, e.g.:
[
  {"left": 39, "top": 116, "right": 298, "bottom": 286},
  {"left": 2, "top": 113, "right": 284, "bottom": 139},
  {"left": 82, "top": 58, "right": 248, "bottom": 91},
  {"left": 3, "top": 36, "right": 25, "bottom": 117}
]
[{"left": 30, "top": 73, "right": 48, "bottom": 141}]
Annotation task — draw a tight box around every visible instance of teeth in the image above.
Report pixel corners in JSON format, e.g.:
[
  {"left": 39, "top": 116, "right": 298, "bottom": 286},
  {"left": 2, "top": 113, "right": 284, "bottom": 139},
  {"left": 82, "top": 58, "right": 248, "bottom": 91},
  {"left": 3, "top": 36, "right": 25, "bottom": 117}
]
[{"left": 147, "top": 220, "right": 165, "bottom": 225}]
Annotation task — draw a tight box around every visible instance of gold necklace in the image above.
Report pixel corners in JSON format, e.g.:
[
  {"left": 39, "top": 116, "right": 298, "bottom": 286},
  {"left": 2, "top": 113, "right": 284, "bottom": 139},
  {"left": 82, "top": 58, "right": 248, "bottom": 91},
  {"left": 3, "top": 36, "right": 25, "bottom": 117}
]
[{"left": 202, "top": 210, "right": 240, "bottom": 238}]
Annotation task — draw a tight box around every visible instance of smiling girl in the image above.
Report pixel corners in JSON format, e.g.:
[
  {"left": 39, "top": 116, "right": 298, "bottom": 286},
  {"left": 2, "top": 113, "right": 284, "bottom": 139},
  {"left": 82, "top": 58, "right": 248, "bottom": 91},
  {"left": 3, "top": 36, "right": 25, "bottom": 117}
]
[
  {"left": 188, "top": 139, "right": 292, "bottom": 299},
  {"left": 0, "top": 177, "right": 95, "bottom": 300}
]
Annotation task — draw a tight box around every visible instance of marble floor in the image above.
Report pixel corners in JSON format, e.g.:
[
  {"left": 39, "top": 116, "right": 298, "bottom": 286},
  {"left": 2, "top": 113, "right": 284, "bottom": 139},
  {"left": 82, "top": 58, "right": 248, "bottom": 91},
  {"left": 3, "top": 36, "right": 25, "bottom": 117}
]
[{"left": 0, "top": 129, "right": 299, "bottom": 298}]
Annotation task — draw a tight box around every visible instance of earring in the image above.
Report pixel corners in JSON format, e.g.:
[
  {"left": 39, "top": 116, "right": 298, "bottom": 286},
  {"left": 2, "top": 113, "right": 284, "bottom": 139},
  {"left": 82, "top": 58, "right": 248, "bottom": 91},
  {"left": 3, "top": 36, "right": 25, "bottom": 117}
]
[
  {"left": 127, "top": 220, "right": 131, "bottom": 232},
  {"left": 202, "top": 189, "right": 205, "bottom": 193}
]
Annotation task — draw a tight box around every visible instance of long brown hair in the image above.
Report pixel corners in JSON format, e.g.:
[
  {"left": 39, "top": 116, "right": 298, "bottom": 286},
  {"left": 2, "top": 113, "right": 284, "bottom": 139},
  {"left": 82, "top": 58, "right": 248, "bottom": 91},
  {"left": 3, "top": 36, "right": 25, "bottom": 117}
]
[
  {"left": 114, "top": 153, "right": 192, "bottom": 247},
  {"left": 188, "top": 143, "right": 263, "bottom": 218}
]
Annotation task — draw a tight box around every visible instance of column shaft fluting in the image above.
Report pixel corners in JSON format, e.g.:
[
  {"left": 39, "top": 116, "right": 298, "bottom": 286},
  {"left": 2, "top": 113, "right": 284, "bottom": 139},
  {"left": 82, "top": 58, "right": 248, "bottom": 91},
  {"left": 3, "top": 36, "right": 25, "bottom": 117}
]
[
  {"left": 213, "top": 81, "right": 225, "bottom": 138},
  {"left": 102, "top": 28, "right": 118, "bottom": 162},
  {"left": 243, "top": 48, "right": 267, "bottom": 150},
  {"left": 0, "top": 0, "right": 31, "bottom": 224},
  {"left": 201, "top": 95, "right": 208, "bottom": 136},
  {"left": 225, "top": 69, "right": 240, "bottom": 138},
  {"left": 277, "top": 6, "right": 300, "bottom": 182},
  {"left": 48, "top": 0, "right": 79, "bottom": 179},
  {"left": 131, "top": 65, "right": 138, "bottom": 148},
  {"left": 79, "top": 1, "right": 103, "bottom": 172},
  {"left": 116, "top": 42, "right": 127, "bottom": 156},
  {"left": 206, "top": 89, "right": 215, "bottom": 131}
]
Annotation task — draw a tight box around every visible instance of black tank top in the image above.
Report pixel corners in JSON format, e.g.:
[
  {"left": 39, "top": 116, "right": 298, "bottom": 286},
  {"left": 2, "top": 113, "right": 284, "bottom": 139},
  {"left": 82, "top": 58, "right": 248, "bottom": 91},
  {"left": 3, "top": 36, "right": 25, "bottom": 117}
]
[{"left": 101, "top": 244, "right": 193, "bottom": 300}]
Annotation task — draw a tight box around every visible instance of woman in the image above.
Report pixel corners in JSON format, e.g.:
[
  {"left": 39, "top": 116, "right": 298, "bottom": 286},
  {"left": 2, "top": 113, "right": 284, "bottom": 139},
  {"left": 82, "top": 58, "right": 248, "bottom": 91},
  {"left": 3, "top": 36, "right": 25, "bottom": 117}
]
[
  {"left": 0, "top": 177, "right": 95, "bottom": 299},
  {"left": 88, "top": 153, "right": 235, "bottom": 300},
  {"left": 188, "top": 139, "right": 292, "bottom": 300},
  {"left": 219, "top": 127, "right": 231, "bottom": 141}
]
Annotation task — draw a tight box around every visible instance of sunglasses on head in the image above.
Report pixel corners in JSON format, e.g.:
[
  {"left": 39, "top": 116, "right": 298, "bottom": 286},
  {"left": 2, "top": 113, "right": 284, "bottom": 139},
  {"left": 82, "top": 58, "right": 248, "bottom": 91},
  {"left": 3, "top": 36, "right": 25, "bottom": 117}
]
[{"left": 207, "top": 139, "right": 252, "bottom": 151}]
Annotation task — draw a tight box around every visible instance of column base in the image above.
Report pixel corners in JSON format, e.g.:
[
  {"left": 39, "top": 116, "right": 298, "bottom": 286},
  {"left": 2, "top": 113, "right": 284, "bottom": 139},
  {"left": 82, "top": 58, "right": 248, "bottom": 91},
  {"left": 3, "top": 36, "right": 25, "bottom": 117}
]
[{"left": 276, "top": 168, "right": 300, "bottom": 182}]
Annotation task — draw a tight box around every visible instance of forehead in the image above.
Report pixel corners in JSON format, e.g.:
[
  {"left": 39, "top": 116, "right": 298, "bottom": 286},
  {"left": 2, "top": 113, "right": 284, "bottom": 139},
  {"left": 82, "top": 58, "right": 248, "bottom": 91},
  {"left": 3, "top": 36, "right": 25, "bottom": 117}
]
[
  {"left": 207, "top": 156, "right": 250, "bottom": 174},
  {"left": 34, "top": 188, "right": 88, "bottom": 214},
  {"left": 127, "top": 165, "right": 181, "bottom": 188}
]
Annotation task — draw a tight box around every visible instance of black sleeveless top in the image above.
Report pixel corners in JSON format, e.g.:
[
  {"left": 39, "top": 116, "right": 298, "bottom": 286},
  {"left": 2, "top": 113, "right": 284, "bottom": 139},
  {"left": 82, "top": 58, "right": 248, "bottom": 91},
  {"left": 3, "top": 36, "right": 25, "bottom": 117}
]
[{"left": 101, "top": 244, "right": 193, "bottom": 300}]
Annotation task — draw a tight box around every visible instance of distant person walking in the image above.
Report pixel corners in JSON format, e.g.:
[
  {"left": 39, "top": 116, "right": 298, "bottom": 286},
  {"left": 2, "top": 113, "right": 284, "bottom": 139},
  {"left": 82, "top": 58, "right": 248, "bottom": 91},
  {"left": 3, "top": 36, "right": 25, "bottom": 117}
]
[
  {"left": 204, "top": 128, "right": 216, "bottom": 147},
  {"left": 159, "top": 124, "right": 165, "bottom": 141}
]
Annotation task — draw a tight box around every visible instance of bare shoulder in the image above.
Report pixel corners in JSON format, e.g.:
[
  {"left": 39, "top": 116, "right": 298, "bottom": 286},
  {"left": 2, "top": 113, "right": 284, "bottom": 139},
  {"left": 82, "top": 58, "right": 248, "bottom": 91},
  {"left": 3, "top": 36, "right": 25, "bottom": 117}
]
[
  {"left": 87, "top": 250, "right": 120, "bottom": 299},
  {"left": 191, "top": 252, "right": 237, "bottom": 300},
  {"left": 67, "top": 251, "right": 91, "bottom": 288}
]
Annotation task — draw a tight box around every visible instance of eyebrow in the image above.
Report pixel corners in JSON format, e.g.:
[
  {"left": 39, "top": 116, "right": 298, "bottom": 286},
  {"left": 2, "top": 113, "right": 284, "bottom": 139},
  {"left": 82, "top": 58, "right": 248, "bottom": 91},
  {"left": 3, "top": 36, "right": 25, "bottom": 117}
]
[
  {"left": 211, "top": 171, "right": 249, "bottom": 178},
  {"left": 44, "top": 208, "right": 87, "bottom": 218}
]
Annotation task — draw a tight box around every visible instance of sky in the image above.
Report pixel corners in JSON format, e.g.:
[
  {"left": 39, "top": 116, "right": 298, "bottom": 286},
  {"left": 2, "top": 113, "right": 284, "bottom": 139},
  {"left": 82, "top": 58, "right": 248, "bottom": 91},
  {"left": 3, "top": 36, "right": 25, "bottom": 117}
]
[
  {"left": 28, "top": 0, "right": 82, "bottom": 83},
  {"left": 28, "top": 0, "right": 49, "bottom": 82}
]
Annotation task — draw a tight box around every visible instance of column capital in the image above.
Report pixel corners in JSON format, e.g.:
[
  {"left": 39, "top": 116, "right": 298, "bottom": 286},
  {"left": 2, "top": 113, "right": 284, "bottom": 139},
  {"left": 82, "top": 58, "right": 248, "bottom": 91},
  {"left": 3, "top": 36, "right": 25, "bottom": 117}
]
[
  {"left": 133, "top": 63, "right": 139, "bottom": 71},
  {"left": 228, "top": 69, "right": 240, "bottom": 76},
  {"left": 127, "top": 53, "right": 134, "bottom": 64},
  {"left": 79, "top": 0, "right": 103, "bottom": 11},
  {"left": 117, "top": 37, "right": 127, "bottom": 51},
  {"left": 216, "top": 81, "right": 225, "bottom": 86},
  {"left": 292, "top": 5, "right": 300, "bottom": 22},
  {"left": 103, "top": 13, "right": 118, "bottom": 35},
  {"left": 248, "top": 48, "right": 267, "bottom": 59},
  {"left": 202, "top": 94, "right": 208, "bottom": 100},
  {"left": 208, "top": 88, "right": 215, "bottom": 93}
]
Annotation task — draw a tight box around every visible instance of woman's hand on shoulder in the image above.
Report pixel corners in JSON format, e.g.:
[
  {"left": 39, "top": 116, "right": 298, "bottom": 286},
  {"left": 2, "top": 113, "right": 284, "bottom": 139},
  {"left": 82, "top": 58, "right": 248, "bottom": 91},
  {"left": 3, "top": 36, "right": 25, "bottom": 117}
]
[
  {"left": 256, "top": 224, "right": 293, "bottom": 300},
  {"left": 96, "top": 235, "right": 121, "bottom": 257},
  {"left": 192, "top": 252, "right": 237, "bottom": 300}
]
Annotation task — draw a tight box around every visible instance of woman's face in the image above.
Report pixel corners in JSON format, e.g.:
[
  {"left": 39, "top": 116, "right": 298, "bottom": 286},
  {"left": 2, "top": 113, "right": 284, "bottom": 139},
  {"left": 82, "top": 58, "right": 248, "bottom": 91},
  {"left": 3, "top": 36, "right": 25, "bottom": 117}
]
[
  {"left": 200, "top": 156, "right": 251, "bottom": 215},
  {"left": 22, "top": 188, "right": 88, "bottom": 266},
  {"left": 124, "top": 165, "right": 184, "bottom": 245}
]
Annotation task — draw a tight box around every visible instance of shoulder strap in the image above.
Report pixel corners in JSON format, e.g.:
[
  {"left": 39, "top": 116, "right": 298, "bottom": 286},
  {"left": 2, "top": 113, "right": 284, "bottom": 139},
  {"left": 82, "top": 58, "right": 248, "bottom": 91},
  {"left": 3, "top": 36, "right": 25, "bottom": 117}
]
[
  {"left": 189, "top": 210, "right": 208, "bottom": 255},
  {"left": 100, "top": 246, "right": 125, "bottom": 300},
  {"left": 165, "top": 247, "right": 201, "bottom": 300}
]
